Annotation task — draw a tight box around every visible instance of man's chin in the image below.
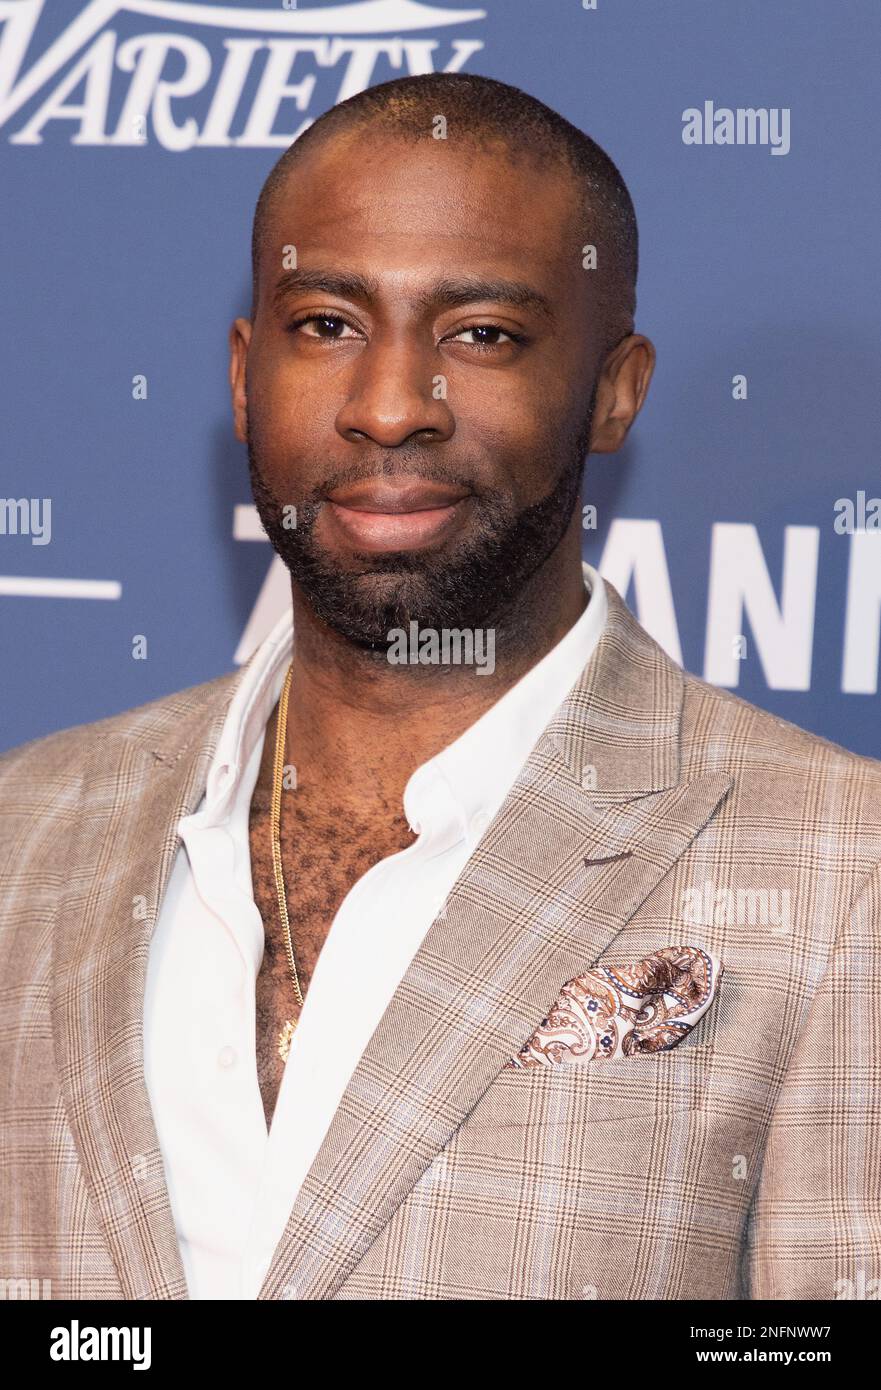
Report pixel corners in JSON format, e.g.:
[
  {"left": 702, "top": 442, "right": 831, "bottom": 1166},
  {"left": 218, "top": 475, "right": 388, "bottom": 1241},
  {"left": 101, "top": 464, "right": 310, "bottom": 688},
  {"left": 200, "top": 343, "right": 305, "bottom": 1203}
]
[{"left": 291, "top": 564, "right": 461, "bottom": 649}]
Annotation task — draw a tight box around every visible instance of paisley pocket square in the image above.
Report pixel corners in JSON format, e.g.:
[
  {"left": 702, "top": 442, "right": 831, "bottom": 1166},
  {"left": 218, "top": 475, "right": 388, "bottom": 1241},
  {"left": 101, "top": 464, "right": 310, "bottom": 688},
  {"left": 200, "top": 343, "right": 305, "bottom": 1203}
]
[{"left": 506, "top": 945, "right": 722, "bottom": 1069}]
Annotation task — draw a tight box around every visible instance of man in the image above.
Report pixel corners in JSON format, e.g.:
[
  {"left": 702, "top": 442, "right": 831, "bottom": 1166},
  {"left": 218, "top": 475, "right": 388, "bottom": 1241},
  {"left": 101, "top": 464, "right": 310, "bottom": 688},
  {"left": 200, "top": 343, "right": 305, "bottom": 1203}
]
[{"left": 1, "top": 72, "right": 879, "bottom": 1303}]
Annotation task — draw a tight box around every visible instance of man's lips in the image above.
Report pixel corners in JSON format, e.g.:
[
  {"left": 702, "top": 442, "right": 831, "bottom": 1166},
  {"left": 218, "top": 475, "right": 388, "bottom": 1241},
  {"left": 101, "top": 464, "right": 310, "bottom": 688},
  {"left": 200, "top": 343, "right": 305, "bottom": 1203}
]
[
  {"left": 324, "top": 476, "right": 470, "bottom": 512},
  {"left": 322, "top": 475, "right": 472, "bottom": 552}
]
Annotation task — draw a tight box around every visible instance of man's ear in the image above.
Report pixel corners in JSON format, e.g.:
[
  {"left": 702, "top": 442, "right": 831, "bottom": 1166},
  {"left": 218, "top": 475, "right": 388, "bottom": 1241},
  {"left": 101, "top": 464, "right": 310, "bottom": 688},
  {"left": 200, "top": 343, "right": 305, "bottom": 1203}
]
[
  {"left": 229, "top": 317, "right": 252, "bottom": 445},
  {"left": 589, "top": 334, "right": 656, "bottom": 454}
]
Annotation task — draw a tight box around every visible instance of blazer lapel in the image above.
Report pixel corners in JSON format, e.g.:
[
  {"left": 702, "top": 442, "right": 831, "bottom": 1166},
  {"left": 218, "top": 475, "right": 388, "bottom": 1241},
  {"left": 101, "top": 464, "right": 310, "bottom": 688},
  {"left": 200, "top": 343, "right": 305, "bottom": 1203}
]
[
  {"left": 258, "top": 584, "right": 734, "bottom": 1301},
  {"left": 50, "top": 666, "right": 247, "bottom": 1300}
]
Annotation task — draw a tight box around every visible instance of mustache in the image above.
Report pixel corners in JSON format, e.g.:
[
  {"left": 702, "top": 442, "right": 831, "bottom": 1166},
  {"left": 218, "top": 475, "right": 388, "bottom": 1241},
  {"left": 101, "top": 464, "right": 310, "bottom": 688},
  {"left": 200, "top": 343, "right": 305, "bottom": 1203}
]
[{"left": 306, "top": 454, "right": 495, "bottom": 505}]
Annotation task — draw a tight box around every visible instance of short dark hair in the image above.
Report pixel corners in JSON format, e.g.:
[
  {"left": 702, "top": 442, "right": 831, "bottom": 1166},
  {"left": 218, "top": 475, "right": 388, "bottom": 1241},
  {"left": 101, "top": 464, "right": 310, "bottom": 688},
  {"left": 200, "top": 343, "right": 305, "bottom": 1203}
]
[{"left": 250, "top": 72, "right": 638, "bottom": 347}]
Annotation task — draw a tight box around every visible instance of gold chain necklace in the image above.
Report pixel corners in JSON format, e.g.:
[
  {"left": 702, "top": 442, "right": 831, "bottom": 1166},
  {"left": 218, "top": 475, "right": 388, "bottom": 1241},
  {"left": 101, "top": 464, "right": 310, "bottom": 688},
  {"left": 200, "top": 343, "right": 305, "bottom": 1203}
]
[{"left": 271, "top": 660, "right": 303, "bottom": 1063}]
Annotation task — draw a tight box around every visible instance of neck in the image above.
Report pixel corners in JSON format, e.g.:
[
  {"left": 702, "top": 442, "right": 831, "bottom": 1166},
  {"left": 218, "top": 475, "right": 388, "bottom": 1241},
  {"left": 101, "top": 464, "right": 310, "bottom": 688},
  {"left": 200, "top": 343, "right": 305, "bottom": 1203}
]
[{"left": 278, "top": 519, "right": 588, "bottom": 807}]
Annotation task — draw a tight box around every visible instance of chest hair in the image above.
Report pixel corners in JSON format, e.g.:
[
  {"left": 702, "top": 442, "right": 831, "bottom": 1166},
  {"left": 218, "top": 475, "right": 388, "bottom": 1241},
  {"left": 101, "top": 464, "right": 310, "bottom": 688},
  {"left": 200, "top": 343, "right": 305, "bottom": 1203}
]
[{"left": 248, "top": 777, "right": 415, "bottom": 1129}]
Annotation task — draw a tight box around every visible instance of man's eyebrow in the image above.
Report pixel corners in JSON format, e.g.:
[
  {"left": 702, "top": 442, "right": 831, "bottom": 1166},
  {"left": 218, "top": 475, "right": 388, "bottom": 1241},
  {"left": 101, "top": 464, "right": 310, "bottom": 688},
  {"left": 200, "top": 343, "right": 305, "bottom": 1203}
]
[
  {"left": 272, "top": 269, "right": 553, "bottom": 320},
  {"left": 272, "top": 268, "right": 379, "bottom": 313},
  {"left": 417, "top": 276, "right": 554, "bottom": 321}
]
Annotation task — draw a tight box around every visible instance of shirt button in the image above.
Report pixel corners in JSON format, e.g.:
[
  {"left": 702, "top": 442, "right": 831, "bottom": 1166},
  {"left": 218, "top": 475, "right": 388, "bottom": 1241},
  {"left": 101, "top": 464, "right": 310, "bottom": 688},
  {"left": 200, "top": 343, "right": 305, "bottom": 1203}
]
[
  {"left": 218, "top": 1046, "right": 237, "bottom": 1069},
  {"left": 470, "top": 810, "right": 491, "bottom": 837}
]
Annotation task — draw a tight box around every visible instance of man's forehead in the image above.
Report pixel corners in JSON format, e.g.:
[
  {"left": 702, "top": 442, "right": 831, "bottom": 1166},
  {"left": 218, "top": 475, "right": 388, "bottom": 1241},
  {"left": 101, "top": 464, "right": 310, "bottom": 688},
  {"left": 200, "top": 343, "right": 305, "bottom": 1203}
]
[{"left": 265, "top": 132, "right": 582, "bottom": 255}]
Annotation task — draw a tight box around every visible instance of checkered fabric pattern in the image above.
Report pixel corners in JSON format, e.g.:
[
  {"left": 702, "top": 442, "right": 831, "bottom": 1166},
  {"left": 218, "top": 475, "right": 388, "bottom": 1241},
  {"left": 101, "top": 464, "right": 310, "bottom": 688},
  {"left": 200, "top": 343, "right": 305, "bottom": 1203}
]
[{"left": 1, "top": 580, "right": 880, "bottom": 1300}]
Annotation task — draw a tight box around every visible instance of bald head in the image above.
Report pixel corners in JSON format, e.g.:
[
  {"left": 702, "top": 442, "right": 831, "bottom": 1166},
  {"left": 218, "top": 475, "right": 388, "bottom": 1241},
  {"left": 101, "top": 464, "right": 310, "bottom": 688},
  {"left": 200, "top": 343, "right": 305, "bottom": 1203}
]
[{"left": 249, "top": 72, "right": 638, "bottom": 349}]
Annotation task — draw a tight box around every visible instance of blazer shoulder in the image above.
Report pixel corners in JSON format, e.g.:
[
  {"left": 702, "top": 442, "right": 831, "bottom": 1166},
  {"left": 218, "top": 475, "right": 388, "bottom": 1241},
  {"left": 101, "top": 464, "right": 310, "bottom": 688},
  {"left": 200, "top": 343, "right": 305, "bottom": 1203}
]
[
  {"left": 0, "top": 668, "right": 241, "bottom": 789},
  {"left": 680, "top": 667, "right": 881, "bottom": 800}
]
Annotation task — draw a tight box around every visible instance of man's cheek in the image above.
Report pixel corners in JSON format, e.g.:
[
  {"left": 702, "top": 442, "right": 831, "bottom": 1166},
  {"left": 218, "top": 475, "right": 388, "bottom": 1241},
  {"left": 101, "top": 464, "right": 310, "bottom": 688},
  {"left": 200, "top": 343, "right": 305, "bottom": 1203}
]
[
  {"left": 260, "top": 364, "right": 318, "bottom": 418},
  {"left": 255, "top": 407, "right": 315, "bottom": 473}
]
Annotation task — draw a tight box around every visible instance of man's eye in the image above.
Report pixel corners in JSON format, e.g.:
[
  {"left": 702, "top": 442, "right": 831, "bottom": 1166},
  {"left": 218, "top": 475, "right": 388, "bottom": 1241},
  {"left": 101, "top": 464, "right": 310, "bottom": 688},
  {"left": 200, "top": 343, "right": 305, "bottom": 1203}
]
[
  {"left": 289, "top": 315, "right": 358, "bottom": 340},
  {"left": 449, "top": 324, "right": 520, "bottom": 349}
]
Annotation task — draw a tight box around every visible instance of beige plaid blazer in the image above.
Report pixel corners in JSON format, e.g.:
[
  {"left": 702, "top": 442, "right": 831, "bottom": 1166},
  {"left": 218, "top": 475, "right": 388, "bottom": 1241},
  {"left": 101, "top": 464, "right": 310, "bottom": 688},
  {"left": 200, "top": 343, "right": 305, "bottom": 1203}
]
[{"left": 2, "top": 581, "right": 880, "bottom": 1301}]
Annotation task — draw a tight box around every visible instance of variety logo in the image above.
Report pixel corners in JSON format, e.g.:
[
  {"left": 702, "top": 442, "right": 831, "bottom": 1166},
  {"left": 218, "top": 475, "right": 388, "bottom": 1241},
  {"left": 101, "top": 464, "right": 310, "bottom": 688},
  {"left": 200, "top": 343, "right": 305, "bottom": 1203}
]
[{"left": 0, "top": 0, "right": 486, "bottom": 147}]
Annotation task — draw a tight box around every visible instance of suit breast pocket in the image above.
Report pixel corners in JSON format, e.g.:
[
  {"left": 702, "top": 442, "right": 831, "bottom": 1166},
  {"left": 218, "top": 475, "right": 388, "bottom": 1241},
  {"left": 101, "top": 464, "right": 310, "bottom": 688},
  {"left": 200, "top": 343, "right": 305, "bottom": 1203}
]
[
  {"left": 391, "top": 1041, "right": 735, "bottom": 1300},
  {"left": 461, "top": 1040, "right": 714, "bottom": 1135}
]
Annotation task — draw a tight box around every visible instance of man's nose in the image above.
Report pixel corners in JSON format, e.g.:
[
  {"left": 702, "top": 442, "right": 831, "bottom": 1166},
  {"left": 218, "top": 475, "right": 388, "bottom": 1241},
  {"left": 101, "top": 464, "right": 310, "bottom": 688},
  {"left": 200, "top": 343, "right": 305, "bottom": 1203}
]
[{"left": 334, "top": 337, "right": 455, "bottom": 447}]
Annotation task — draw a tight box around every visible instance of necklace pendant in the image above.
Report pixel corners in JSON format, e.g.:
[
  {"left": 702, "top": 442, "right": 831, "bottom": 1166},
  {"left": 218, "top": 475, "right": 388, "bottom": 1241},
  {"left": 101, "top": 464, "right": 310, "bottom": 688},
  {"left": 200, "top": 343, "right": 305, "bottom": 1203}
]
[{"left": 278, "top": 1018, "right": 297, "bottom": 1062}]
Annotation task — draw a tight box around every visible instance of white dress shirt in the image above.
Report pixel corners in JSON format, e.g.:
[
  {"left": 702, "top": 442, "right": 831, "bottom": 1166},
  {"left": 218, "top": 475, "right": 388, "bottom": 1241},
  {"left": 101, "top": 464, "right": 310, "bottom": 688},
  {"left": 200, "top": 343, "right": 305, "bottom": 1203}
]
[{"left": 143, "top": 562, "right": 608, "bottom": 1299}]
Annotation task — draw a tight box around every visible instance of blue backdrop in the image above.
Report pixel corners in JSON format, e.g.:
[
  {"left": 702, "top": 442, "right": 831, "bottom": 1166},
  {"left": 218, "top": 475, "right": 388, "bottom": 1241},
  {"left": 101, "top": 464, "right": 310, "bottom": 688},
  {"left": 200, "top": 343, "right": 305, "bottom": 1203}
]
[{"left": 2, "top": 0, "right": 879, "bottom": 756}]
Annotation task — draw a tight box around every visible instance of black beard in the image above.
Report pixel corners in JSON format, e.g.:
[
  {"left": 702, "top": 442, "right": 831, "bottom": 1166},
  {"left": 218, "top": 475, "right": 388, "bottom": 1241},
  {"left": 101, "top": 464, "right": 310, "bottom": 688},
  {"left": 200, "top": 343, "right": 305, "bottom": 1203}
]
[{"left": 247, "top": 392, "right": 596, "bottom": 649}]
